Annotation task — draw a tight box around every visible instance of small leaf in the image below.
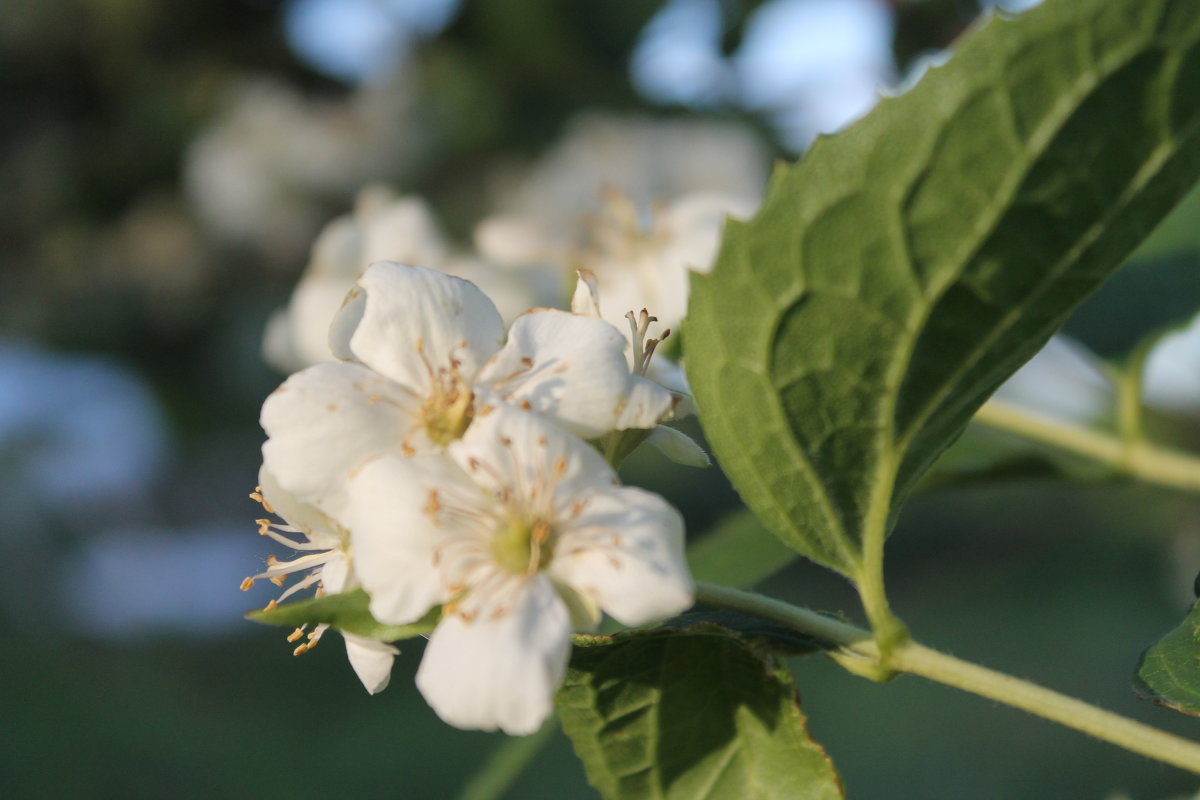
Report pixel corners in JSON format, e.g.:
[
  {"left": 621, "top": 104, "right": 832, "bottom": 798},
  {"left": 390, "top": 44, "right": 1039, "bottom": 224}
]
[
  {"left": 245, "top": 589, "right": 439, "bottom": 641},
  {"left": 686, "top": 0, "right": 1200, "bottom": 576},
  {"left": 557, "top": 626, "right": 843, "bottom": 800},
  {"left": 1134, "top": 599, "right": 1200, "bottom": 716}
]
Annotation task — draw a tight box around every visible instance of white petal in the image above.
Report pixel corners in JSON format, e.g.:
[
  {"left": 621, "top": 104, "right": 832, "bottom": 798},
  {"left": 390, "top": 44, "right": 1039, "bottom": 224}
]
[
  {"left": 343, "top": 633, "right": 399, "bottom": 695},
  {"left": 614, "top": 375, "right": 676, "bottom": 430},
  {"left": 570, "top": 269, "right": 602, "bottom": 318},
  {"left": 263, "top": 275, "right": 360, "bottom": 373},
  {"left": 550, "top": 486, "right": 693, "bottom": 627},
  {"left": 262, "top": 309, "right": 305, "bottom": 374},
  {"left": 449, "top": 402, "right": 616, "bottom": 505},
  {"left": 256, "top": 465, "right": 342, "bottom": 549},
  {"left": 416, "top": 577, "right": 571, "bottom": 735},
  {"left": 657, "top": 191, "right": 756, "bottom": 276},
  {"left": 348, "top": 455, "right": 466, "bottom": 625},
  {"left": 318, "top": 553, "right": 352, "bottom": 594},
  {"left": 645, "top": 425, "right": 710, "bottom": 467},
  {"left": 358, "top": 196, "right": 449, "bottom": 268},
  {"left": 477, "top": 310, "right": 668, "bottom": 437},
  {"left": 261, "top": 362, "right": 423, "bottom": 520},
  {"left": 288, "top": 274, "right": 361, "bottom": 367},
  {"left": 645, "top": 356, "right": 696, "bottom": 418},
  {"left": 330, "top": 261, "right": 505, "bottom": 389}
]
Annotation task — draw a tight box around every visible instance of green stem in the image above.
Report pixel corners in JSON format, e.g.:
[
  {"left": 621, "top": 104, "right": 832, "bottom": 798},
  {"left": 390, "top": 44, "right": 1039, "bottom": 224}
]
[
  {"left": 973, "top": 400, "right": 1200, "bottom": 493},
  {"left": 856, "top": 453, "right": 908, "bottom": 661},
  {"left": 695, "top": 582, "right": 1200, "bottom": 774},
  {"left": 455, "top": 717, "right": 557, "bottom": 800}
]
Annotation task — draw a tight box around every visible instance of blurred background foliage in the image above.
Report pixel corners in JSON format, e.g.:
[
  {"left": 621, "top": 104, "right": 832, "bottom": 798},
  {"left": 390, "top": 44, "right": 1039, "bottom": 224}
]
[{"left": 3, "top": 0, "right": 1200, "bottom": 797}]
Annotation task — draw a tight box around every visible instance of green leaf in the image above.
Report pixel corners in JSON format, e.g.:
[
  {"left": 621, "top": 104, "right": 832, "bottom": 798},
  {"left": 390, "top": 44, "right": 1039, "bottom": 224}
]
[
  {"left": 245, "top": 589, "right": 439, "bottom": 641},
  {"left": 686, "top": 0, "right": 1200, "bottom": 577},
  {"left": 557, "top": 626, "right": 843, "bottom": 800},
  {"left": 1135, "top": 599, "right": 1200, "bottom": 716}
]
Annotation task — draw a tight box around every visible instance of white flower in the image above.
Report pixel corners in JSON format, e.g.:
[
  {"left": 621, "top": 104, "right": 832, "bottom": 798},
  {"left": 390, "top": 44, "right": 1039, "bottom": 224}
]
[
  {"left": 262, "top": 261, "right": 675, "bottom": 520},
  {"left": 571, "top": 271, "right": 710, "bottom": 467},
  {"left": 347, "top": 403, "right": 694, "bottom": 734},
  {"left": 241, "top": 470, "right": 397, "bottom": 694},
  {"left": 264, "top": 186, "right": 555, "bottom": 372}
]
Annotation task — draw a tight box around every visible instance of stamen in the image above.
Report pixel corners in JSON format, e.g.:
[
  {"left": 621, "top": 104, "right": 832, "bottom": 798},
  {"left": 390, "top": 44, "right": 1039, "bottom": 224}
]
[{"left": 239, "top": 576, "right": 255, "bottom": 591}]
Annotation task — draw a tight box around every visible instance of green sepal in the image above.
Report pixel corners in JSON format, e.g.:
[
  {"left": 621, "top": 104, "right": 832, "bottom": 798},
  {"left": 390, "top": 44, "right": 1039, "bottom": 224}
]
[{"left": 245, "top": 589, "right": 440, "bottom": 642}]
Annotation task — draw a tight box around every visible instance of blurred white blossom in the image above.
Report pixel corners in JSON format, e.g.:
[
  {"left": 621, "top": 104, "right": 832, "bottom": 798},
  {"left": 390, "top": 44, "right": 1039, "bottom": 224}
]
[
  {"left": 477, "top": 114, "right": 767, "bottom": 333},
  {"left": 992, "top": 335, "right": 1113, "bottom": 423},
  {"left": 185, "top": 78, "right": 421, "bottom": 265},
  {"left": 264, "top": 186, "right": 557, "bottom": 373},
  {"left": 1143, "top": 312, "right": 1200, "bottom": 414}
]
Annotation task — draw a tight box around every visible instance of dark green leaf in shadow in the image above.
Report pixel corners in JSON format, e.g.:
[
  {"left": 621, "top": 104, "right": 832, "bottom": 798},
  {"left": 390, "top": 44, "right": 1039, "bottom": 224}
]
[{"left": 557, "top": 626, "right": 843, "bottom": 800}]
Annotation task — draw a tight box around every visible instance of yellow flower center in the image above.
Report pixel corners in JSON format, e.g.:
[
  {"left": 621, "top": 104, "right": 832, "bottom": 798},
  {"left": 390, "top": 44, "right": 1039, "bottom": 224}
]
[
  {"left": 421, "top": 377, "right": 474, "bottom": 446},
  {"left": 492, "top": 516, "right": 556, "bottom": 575}
]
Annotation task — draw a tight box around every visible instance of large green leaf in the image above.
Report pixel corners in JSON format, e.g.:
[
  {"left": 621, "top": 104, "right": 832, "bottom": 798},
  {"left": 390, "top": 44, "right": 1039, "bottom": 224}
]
[
  {"left": 557, "top": 626, "right": 842, "bottom": 800},
  {"left": 245, "top": 589, "right": 439, "bottom": 641},
  {"left": 1135, "top": 599, "right": 1200, "bottom": 716},
  {"left": 686, "top": 0, "right": 1200, "bottom": 577}
]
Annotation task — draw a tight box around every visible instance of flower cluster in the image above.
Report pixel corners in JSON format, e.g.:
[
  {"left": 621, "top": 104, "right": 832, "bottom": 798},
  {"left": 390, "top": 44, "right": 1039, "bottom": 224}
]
[{"left": 246, "top": 261, "right": 696, "bottom": 734}]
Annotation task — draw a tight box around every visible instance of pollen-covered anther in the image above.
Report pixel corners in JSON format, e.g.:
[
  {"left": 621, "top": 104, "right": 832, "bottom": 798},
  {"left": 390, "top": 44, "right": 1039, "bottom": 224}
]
[
  {"left": 239, "top": 576, "right": 255, "bottom": 591},
  {"left": 264, "top": 599, "right": 278, "bottom": 611},
  {"left": 249, "top": 486, "right": 275, "bottom": 514},
  {"left": 287, "top": 627, "right": 306, "bottom": 642}
]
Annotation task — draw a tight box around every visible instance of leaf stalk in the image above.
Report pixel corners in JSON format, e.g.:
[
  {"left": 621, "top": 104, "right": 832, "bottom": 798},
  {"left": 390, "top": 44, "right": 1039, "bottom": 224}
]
[
  {"left": 695, "top": 581, "right": 1200, "bottom": 774},
  {"left": 973, "top": 400, "right": 1200, "bottom": 493}
]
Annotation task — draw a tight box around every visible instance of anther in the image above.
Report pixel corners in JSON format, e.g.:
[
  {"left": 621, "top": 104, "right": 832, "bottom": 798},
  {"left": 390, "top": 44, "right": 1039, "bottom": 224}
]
[
  {"left": 239, "top": 576, "right": 255, "bottom": 591},
  {"left": 287, "top": 627, "right": 305, "bottom": 642}
]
